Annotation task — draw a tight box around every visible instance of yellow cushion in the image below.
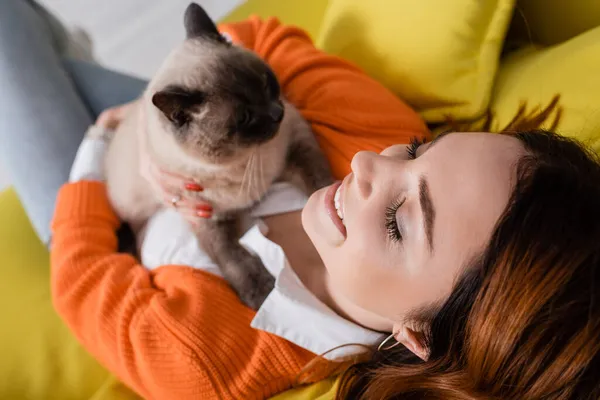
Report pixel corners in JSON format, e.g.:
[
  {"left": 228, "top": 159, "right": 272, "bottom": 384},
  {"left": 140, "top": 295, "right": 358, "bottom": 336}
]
[
  {"left": 491, "top": 25, "right": 600, "bottom": 152},
  {"left": 0, "top": 188, "right": 140, "bottom": 400},
  {"left": 509, "top": 0, "right": 600, "bottom": 46},
  {"left": 316, "top": 0, "right": 516, "bottom": 123},
  {"left": 220, "top": 0, "right": 330, "bottom": 40},
  {"left": 272, "top": 377, "right": 339, "bottom": 400}
]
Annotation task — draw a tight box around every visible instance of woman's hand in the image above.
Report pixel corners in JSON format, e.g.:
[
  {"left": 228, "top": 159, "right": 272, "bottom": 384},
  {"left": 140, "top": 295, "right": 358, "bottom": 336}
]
[
  {"left": 95, "top": 101, "right": 136, "bottom": 130},
  {"left": 141, "top": 160, "right": 214, "bottom": 224},
  {"left": 70, "top": 101, "right": 138, "bottom": 183},
  {"left": 96, "top": 101, "right": 214, "bottom": 223},
  {"left": 131, "top": 104, "right": 213, "bottom": 223}
]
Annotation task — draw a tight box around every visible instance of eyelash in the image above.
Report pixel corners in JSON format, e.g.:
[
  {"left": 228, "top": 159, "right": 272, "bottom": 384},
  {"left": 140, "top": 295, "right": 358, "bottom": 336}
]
[
  {"left": 385, "top": 137, "right": 426, "bottom": 242},
  {"left": 385, "top": 197, "right": 405, "bottom": 242},
  {"left": 406, "top": 136, "right": 426, "bottom": 160}
]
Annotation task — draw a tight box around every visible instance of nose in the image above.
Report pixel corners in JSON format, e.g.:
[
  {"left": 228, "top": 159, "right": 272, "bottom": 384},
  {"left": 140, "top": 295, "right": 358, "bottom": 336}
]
[
  {"left": 350, "top": 151, "right": 379, "bottom": 198},
  {"left": 351, "top": 151, "right": 400, "bottom": 199},
  {"left": 269, "top": 101, "right": 284, "bottom": 123}
]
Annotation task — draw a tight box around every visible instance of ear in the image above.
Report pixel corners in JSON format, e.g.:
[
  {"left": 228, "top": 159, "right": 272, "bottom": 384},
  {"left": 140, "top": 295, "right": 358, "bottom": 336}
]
[
  {"left": 184, "top": 3, "right": 223, "bottom": 41},
  {"left": 393, "top": 325, "right": 429, "bottom": 361},
  {"left": 152, "top": 89, "right": 204, "bottom": 126}
]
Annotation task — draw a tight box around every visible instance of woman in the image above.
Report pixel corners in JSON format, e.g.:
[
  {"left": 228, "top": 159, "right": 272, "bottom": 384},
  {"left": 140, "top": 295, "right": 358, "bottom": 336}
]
[{"left": 2, "top": 2, "right": 599, "bottom": 400}]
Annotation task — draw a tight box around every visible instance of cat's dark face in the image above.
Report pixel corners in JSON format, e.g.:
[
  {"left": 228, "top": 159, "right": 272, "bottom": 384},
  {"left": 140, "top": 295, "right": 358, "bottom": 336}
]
[{"left": 148, "top": 3, "right": 285, "bottom": 162}]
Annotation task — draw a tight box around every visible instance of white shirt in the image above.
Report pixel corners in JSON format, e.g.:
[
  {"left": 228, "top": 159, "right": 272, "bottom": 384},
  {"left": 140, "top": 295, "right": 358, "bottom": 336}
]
[{"left": 70, "top": 127, "right": 384, "bottom": 360}]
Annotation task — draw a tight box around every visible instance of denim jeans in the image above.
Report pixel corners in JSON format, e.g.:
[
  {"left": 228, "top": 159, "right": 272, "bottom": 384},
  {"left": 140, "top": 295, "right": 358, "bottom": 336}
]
[{"left": 0, "top": 0, "right": 148, "bottom": 244}]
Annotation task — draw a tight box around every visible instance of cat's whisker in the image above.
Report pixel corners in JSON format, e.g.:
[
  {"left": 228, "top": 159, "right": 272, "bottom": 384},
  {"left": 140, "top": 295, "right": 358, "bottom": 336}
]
[
  {"left": 245, "top": 150, "right": 256, "bottom": 200},
  {"left": 258, "top": 149, "right": 266, "bottom": 196},
  {"left": 239, "top": 150, "right": 252, "bottom": 198},
  {"left": 249, "top": 149, "right": 258, "bottom": 200}
]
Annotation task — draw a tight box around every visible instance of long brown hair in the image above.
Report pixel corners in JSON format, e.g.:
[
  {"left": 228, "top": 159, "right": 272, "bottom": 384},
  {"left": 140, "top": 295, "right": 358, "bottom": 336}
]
[{"left": 336, "top": 129, "right": 600, "bottom": 399}]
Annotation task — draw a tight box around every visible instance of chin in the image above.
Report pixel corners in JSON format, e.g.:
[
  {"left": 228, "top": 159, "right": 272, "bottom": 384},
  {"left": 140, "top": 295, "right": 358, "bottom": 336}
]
[
  {"left": 301, "top": 190, "right": 319, "bottom": 239},
  {"left": 302, "top": 184, "right": 343, "bottom": 254}
]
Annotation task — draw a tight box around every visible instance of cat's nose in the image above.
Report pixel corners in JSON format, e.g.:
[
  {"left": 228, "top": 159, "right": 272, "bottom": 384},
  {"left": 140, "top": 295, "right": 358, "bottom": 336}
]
[{"left": 269, "top": 102, "right": 284, "bottom": 123}]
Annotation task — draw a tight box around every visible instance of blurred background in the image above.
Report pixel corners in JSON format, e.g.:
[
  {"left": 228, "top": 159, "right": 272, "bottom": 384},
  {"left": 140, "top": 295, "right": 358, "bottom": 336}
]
[
  {"left": 38, "top": 0, "right": 244, "bottom": 78},
  {"left": 0, "top": 0, "right": 245, "bottom": 191}
]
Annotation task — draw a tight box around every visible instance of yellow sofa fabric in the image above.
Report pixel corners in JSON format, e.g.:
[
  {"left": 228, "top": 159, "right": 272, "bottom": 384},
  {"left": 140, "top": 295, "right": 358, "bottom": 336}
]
[
  {"left": 491, "top": 25, "right": 600, "bottom": 152},
  {"left": 0, "top": 188, "right": 140, "bottom": 400},
  {"left": 4, "top": 0, "right": 600, "bottom": 398},
  {"left": 317, "top": 0, "right": 516, "bottom": 123},
  {"left": 221, "top": 0, "right": 330, "bottom": 40},
  {"left": 510, "top": 0, "right": 600, "bottom": 46}
]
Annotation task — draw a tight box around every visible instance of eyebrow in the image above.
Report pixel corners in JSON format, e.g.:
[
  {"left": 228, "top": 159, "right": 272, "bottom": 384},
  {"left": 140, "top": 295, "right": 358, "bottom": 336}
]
[
  {"left": 419, "top": 177, "right": 436, "bottom": 253},
  {"left": 426, "top": 130, "right": 454, "bottom": 151}
]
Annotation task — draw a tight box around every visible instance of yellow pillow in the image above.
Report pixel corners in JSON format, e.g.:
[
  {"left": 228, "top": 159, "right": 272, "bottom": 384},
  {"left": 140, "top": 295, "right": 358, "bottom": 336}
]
[
  {"left": 491, "top": 25, "right": 600, "bottom": 152},
  {"left": 272, "top": 376, "right": 339, "bottom": 400},
  {"left": 509, "top": 0, "right": 600, "bottom": 46},
  {"left": 220, "top": 0, "right": 330, "bottom": 40},
  {"left": 0, "top": 188, "right": 140, "bottom": 400},
  {"left": 317, "top": 0, "right": 516, "bottom": 123}
]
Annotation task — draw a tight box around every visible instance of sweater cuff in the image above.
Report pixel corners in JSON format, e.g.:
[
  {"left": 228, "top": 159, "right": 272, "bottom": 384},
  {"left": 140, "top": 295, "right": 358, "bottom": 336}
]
[
  {"left": 69, "top": 126, "right": 113, "bottom": 182},
  {"left": 53, "top": 182, "right": 120, "bottom": 228}
]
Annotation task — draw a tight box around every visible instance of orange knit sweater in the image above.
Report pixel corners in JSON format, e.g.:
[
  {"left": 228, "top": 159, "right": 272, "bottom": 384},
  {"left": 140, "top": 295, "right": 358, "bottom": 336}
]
[{"left": 50, "top": 17, "right": 429, "bottom": 400}]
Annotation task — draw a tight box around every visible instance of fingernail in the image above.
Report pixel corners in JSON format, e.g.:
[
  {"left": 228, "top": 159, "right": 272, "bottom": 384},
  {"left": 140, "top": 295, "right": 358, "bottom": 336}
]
[
  {"left": 185, "top": 183, "right": 204, "bottom": 192},
  {"left": 195, "top": 204, "right": 213, "bottom": 212},
  {"left": 197, "top": 210, "right": 212, "bottom": 218}
]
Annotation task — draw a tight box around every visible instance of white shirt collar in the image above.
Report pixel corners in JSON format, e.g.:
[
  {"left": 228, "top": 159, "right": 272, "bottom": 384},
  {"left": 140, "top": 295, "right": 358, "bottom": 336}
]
[
  {"left": 240, "top": 223, "right": 384, "bottom": 360},
  {"left": 141, "top": 182, "right": 385, "bottom": 360}
]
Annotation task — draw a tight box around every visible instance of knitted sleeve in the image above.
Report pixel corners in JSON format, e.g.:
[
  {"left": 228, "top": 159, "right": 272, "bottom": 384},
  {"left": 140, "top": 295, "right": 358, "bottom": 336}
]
[{"left": 50, "top": 182, "right": 317, "bottom": 400}]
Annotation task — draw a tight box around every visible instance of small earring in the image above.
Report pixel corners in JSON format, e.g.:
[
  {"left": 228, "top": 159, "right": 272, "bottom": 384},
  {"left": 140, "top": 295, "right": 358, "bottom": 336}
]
[{"left": 377, "top": 333, "right": 402, "bottom": 352}]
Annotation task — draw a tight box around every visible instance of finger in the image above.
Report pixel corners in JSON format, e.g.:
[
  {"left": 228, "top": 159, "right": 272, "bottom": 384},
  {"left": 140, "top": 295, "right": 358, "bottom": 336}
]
[
  {"left": 184, "top": 182, "right": 204, "bottom": 192},
  {"left": 148, "top": 164, "right": 203, "bottom": 193},
  {"left": 180, "top": 209, "right": 213, "bottom": 219},
  {"left": 95, "top": 111, "right": 117, "bottom": 130},
  {"left": 160, "top": 193, "right": 212, "bottom": 215},
  {"left": 147, "top": 163, "right": 187, "bottom": 196},
  {"left": 148, "top": 163, "right": 195, "bottom": 194}
]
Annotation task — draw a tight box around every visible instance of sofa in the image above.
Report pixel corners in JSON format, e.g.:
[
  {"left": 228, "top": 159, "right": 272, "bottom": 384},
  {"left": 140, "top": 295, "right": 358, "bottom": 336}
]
[{"left": 1, "top": 0, "right": 599, "bottom": 398}]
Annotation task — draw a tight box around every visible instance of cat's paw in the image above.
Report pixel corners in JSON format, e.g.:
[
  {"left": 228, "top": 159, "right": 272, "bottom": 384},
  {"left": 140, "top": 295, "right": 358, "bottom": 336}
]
[{"left": 233, "top": 255, "right": 276, "bottom": 310}]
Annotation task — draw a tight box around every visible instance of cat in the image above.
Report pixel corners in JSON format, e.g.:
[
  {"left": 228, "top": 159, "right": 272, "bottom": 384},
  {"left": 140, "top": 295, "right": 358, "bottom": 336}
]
[{"left": 105, "top": 3, "right": 332, "bottom": 310}]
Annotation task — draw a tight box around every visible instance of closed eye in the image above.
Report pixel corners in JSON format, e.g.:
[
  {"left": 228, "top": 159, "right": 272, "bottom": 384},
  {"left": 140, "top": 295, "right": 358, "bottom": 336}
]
[
  {"left": 385, "top": 197, "right": 405, "bottom": 242},
  {"left": 406, "top": 136, "right": 426, "bottom": 160}
]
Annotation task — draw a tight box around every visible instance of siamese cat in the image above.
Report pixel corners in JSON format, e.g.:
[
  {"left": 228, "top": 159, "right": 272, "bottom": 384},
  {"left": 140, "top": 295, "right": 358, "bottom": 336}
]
[{"left": 105, "top": 3, "right": 332, "bottom": 310}]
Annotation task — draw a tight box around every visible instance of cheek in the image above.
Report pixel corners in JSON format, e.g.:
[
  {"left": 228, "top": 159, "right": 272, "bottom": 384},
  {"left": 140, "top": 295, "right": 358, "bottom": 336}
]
[
  {"left": 326, "top": 220, "right": 406, "bottom": 317},
  {"left": 327, "top": 248, "right": 414, "bottom": 320}
]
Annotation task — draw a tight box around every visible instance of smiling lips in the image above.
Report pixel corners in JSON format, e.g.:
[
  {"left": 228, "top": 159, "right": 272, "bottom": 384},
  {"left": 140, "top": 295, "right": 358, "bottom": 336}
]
[
  {"left": 334, "top": 184, "right": 344, "bottom": 221},
  {"left": 325, "top": 181, "right": 347, "bottom": 237}
]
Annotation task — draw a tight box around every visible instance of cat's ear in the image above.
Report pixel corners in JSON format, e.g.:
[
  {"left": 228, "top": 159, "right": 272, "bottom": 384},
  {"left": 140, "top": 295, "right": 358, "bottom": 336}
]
[
  {"left": 184, "top": 3, "right": 223, "bottom": 42},
  {"left": 152, "top": 88, "right": 205, "bottom": 127}
]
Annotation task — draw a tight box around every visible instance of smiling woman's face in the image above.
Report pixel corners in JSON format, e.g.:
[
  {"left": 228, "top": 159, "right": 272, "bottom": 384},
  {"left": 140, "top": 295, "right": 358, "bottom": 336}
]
[{"left": 302, "top": 132, "right": 526, "bottom": 334}]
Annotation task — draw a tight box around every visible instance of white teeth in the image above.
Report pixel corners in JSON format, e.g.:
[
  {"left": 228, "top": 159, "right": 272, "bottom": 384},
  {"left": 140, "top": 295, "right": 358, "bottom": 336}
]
[{"left": 334, "top": 186, "right": 344, "bottom": 222}]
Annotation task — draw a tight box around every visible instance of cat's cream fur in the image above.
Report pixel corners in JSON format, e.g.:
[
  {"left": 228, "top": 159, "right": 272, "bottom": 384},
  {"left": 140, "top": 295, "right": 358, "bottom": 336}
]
[{"left": 104, "top": 3, "right": 331, "bottom": 309}]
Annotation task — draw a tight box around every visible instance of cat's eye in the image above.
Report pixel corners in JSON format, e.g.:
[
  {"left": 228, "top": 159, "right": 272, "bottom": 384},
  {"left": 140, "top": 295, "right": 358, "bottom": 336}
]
[{"left": 170, "top": 110, "right": 189, "bottom": 127}]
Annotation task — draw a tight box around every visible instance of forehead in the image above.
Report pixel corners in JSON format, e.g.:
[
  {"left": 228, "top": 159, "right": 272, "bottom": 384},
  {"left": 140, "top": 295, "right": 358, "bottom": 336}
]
[{"left": 419, "top": 132, "right": 525, "bottom": 268}]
